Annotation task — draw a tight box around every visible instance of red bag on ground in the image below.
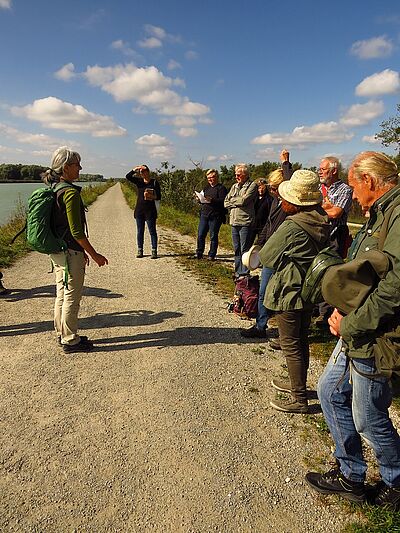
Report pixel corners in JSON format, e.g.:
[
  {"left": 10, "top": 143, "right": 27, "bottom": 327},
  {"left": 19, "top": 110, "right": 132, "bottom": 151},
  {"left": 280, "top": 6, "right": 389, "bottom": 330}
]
[{"left": 231, "top": 275, "right": 259, "bottom": 319}]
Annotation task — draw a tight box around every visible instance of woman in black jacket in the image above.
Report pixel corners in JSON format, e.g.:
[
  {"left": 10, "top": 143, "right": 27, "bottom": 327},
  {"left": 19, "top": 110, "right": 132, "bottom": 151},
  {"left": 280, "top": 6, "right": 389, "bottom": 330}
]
[{"left": 126, "top": 165, "right": 161, "bottom": 259}]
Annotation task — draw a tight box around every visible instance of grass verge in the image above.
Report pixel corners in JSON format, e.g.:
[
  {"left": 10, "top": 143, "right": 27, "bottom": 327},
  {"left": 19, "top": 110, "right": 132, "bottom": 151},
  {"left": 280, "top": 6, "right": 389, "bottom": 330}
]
[{"left": 0, "top": 181, "right": 115, "bottom": 269}]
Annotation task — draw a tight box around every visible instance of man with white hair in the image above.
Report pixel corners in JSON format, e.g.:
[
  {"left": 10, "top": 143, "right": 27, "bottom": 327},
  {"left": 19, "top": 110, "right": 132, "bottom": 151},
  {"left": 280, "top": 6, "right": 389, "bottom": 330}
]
[
  {"left": 316, "top": 156, "right": 352, "bottom": 326},
  {"left": 306, "top": 151, "right": 400, "bottom": 509},
  {"left": 224, "top": 164, "right": 258, "bottom": 277}
]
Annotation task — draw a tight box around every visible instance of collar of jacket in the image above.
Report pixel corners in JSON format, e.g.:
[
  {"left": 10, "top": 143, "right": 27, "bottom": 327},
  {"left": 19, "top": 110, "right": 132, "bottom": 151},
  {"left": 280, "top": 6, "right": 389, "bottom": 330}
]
[{"left": 371, "top": 183, "right": 400, "bottom": 215}]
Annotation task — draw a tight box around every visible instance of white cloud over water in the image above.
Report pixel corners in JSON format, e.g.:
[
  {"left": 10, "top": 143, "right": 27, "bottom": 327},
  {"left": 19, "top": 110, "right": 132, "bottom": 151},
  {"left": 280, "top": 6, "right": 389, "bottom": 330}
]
[{"left": 11, "top": 97, "right": 127, "bottom": 138}]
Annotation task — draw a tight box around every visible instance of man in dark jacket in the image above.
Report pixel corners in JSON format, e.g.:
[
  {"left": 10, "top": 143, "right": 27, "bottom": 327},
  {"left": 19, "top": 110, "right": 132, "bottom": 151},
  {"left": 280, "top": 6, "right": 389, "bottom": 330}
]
[
  {"left": 192, "top": 169, "right": 227, "bottom": 260},
  {"left": 306, "top": 151, "right": 400, "bottom": 509}
]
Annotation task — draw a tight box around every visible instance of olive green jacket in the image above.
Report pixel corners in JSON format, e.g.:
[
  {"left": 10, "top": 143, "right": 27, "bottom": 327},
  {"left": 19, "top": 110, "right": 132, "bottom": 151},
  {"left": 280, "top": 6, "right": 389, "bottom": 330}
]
[
  {"left": 340, "top": 185, "right": 400, "bottom": 358},
  {"left": 224, "top": 179, "right": 258, "bottom": 226},
  {"left": 259, "top": 207, "right": 330, "bottom": 311}
]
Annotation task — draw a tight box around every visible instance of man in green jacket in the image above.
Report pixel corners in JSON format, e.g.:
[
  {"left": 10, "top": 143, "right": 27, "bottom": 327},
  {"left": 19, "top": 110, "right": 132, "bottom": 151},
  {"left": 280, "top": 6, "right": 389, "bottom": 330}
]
[{"left": 306, "top": 151, "right": 400, "bottom": 510}]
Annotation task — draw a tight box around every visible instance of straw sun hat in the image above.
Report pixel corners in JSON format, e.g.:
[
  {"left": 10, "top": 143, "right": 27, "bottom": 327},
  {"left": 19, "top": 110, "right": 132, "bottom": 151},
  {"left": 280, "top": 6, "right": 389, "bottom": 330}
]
[{"left": 278, "top": 169, "right": 322, "bottom": 206}]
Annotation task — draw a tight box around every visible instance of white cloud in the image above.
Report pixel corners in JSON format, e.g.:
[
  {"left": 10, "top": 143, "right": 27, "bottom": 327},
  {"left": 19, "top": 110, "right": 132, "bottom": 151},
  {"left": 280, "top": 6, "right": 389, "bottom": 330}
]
[
  {"left": 0, "top": 0, "right": 11, "bottom": 9},
  {"left": 135, "top": 134, "right": 170, "bottom": 146},
  {"left": 251, "top": 121, "right": 353, "bottom": 147},
  {"left": 0, "top": 122, "right": 74, "bottom": 150},
  {"left": 185, "top": 50, "right": 198, "bottom": 60},
  {"left": 350, "top": 36, "right": 394, "bottom": 59},
  {"left": 339, "top": 100, "right": 385, "bottom": 127},
  {"left": 82, "top": 63, "right": 210, "bottom": 118},
  {"left": 11, "top": 97, "right": 127, "bottom": 138},
  {"left": 207, "top": 154, "right": 233, "bottom": 162},
  {"left": 144, "top": 24, "right": 166, "bottom": 40},
  {"left": 355, "top": 69, "right": 400, "bottom": 97},
  {"left": 111, "top": 39, "right": 137, "bottom": 57},
  {"left": 198, "top": 117, "right": 214, "bottom": 124},
  {"left": 175, "top": 127, "right": 197, "bottom": 137},
  {"left": 138, "top": 37, "right": 162, "bottom": 49},
  {"left": 167, "top": 59, "right": 182, "bottom": 70},
  {"left": 135, "top": 133, "right": 174, "bottom": 159},
  {"left": 54, "top": 63, "right": 76, "bottom": 81},
  {"left": 362, "top": 134, "right": 380, "bottom": 144}
]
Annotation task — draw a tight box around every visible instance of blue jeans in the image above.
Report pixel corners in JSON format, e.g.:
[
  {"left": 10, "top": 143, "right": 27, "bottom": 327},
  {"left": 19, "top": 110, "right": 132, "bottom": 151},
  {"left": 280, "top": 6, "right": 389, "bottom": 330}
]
[
  {"left": 231, "top": 225, "right": 253, "bottom": 276},
  {"left": 136, "top": 216, "right": 158, "bottom": 250},
  {"left": 256, "top": 266, "right": 274, "bottom": 330},
  {"left": 318, "top": 339, "right": 400, "bottom": 486},
  {"left": 196, "top": 215, "right": 223, "bottom": 258}
]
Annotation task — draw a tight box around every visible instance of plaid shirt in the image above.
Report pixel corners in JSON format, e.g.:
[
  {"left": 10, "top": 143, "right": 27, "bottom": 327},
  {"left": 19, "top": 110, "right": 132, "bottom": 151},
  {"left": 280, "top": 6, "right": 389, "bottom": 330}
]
[{"left": 324, "top": 179, "right": 353, "bottom": 231}]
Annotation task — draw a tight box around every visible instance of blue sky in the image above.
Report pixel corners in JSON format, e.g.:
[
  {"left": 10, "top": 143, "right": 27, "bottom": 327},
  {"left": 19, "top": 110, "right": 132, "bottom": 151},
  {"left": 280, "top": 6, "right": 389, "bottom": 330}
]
[{"left": 0, "top": 0, "right": 399, "bottom": 177}]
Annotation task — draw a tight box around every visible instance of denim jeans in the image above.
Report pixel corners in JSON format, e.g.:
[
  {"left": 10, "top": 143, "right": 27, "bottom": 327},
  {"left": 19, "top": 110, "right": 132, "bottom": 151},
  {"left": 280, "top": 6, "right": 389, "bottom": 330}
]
[
  {"left": 196, "top": 215, "right": 223, "bottom": 258},
  {"left": 256, "top": 266, "right": 274, "bottom": 330},
  {"left": 276, "top": 309, "right": 312, "bottom": 403},
  {"left": 318, "top": 339, "right": 400, "bottom": 486},
  {"left": 231, "top": 225, "right": 253, "bottom": 276},
  {"left": 136, "top": 216, "right": 158, "bottom": 250}
]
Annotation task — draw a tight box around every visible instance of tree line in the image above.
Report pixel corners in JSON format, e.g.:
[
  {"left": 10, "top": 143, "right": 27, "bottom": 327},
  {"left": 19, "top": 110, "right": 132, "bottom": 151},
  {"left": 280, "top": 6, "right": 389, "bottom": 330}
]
[{"left": 0, "top": 164, "right": 104, "bottom": 182}]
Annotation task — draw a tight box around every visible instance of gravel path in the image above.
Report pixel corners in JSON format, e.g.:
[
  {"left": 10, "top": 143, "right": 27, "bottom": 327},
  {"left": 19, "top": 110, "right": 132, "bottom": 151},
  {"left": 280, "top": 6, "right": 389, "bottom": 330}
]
[{"left": 0, "top": 184, "right": 357, "bottom": 532}]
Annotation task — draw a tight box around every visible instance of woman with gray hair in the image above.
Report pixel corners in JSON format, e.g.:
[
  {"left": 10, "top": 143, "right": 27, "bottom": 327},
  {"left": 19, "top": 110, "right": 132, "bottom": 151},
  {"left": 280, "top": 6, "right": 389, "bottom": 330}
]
[{"left": 45, "top": 146, "right": 108, "bottom": 354}]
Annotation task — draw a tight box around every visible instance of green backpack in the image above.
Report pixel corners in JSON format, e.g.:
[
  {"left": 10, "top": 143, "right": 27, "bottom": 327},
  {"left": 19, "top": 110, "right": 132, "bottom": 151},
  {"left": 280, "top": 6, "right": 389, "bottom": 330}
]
[
  {"left": 300, "top": 246, "right": 344, "bottom": 305},
  {"left": 26, "top": 182, "right": 72, "bottom": 254}
]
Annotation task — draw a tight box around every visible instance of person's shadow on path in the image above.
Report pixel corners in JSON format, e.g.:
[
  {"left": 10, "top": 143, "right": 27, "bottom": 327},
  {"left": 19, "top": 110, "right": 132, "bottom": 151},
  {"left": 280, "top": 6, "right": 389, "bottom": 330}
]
[
  {"left": 0, "top": 310, "right": 182, "bottom": 337},
  {"left": 2, "top": 285, "right": 123, "bottom": 302}
]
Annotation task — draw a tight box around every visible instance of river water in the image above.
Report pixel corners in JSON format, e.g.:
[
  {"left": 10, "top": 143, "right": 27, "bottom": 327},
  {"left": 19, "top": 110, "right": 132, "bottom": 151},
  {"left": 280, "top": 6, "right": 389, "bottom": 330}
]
[{"left": 0, "top": 182, "right": 104, "bottom": 225}]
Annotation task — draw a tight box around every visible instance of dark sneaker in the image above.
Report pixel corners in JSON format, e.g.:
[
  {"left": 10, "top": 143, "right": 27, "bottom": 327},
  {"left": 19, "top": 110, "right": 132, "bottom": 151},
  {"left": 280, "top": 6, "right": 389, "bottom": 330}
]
[
  {"left": 189, "top": 254, "right": 202, "bottom": 259},
  {"left": 270, "top": 398, "right": 309, "bottom": 414},
  {"left": 136, "top": 249, "right": 143, "bottom": 258},
  {"left": 240, "top": 325, "right": 266, "bottom": 338},
  {"left": 151, "top": 250, "right": 157, "bottom": 259},
  {"left": 58, "top": 335, "right": 88, "bottom": 346},
  {"left": 305, "top": 467, "right": 365, "bottom": 503},
  {"left": 374, "top": 481, "right": 400, "bottom": 510},
  {"left": 63, "top": 338, "right": 94, "bottom": 354},
  {"left": 269, "top": 338, "right": 282, "bottom": 350},
  {"left": 271, "top": 379, "right": 291, "bottom": 393}
]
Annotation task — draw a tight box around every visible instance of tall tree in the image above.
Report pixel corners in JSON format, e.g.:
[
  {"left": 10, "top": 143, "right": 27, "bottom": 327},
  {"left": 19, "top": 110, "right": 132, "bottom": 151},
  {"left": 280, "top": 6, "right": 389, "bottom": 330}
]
[{"left": 375, "top": 103, "right": 400, "bottom": 154}]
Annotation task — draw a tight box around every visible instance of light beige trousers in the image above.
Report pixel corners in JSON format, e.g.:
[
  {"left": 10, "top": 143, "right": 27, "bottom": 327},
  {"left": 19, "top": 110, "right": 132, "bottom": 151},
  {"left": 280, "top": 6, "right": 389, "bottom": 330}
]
[{"left": 50, "top": 250, "right": 85, "bottom": 345}]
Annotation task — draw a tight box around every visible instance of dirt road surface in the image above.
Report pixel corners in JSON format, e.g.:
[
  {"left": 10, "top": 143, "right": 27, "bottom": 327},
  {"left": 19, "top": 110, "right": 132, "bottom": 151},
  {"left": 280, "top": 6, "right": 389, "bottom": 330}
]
[{"left": 0, "top": 184, "right": 355, "bottom": 532}]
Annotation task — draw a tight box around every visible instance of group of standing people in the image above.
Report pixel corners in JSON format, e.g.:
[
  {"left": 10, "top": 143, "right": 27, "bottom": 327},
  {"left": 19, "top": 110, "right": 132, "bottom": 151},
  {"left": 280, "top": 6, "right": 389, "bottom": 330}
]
[{"left": 9, "top": 144, "right": 400, "bottom": 511}]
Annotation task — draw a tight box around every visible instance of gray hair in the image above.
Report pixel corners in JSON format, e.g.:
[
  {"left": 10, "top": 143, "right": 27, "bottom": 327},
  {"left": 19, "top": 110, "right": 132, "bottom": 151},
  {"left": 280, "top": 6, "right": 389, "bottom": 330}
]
[
  {"left": 42, "top": 146, "right": 81, "bottom": 185},
  {"left": 351, "top": 151, "right": 399, "bottom": 187},
  {"left": 235, "top": 163, "right": 249, "bottom": 177},
  {"left": 322, "top": 156, "right": 340, "bottom": 171}
]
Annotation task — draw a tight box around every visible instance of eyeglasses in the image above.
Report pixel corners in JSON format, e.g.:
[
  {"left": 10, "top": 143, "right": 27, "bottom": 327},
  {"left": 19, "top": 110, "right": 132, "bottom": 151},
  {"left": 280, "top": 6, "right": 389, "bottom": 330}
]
[
  {"left": 319, "top": 167, "right": 330, "bottom": 172},
  {"left": 235, "top": 173, "right": 243, "bottom": 177},
  {"left": 268, "top": 185, "right": 278, "bottom": 191}
]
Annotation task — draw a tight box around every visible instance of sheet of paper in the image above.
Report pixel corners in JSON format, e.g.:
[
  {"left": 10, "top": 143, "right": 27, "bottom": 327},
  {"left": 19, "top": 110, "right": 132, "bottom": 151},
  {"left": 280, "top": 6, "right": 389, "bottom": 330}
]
[{"left": 195, "top": 190, "right": 210, "bottom": 204}]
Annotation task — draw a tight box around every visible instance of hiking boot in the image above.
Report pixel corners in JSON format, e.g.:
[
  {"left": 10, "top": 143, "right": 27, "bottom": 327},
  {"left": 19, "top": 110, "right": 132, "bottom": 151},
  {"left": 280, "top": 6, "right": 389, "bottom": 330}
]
[
  {"left": 374, "top": 481, "right": 400, "bottom": 510},
  {"left": 271, "top": 379, "right": 291, "bottom": 393},
  {"left": 240, "top": 325, "right": 266, "bottom": 338},
  {"left": 268, "top": 338, "right": 282, "bottom": 350},
  {"left": 136, "top": 249, "right": 143, "bottom": 258},
  {"left": 151, "top": 249, "right": 157, "bottom": 259},
  {"left": 58, "top": 335, "right": 88, "bottom": 346},
  {"left": 63, "top": 338, "right": 94, "bottom": 354},
  {"left": 270, "top": 398, "right": 309, "bottom": 414},
  {"left": 207, "top": 256, "right": 215, "bottom": 261},
  {"left": 305, "top": 467, "right": 366, "bottom": 503},
  {"left": 189, "top": 254, "right": 202, "bottom": 259}
]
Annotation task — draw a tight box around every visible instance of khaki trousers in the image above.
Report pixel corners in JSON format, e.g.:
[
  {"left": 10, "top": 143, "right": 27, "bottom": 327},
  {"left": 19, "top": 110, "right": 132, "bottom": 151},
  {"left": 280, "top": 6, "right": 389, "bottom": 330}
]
[{"left": 50, "top": 250, "right": 85, "bottom": 345}]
